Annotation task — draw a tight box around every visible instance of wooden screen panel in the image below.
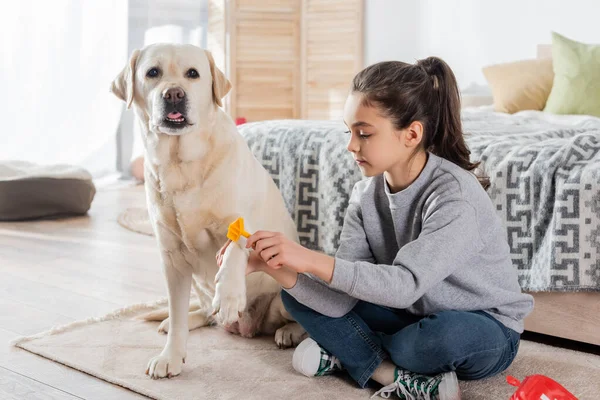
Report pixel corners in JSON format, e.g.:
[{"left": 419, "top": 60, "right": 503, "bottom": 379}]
[
  {"left": 302, "top": 0, "right": 363, "bottom": 120},
  {"left": 233, "top": 0, "right": 300, "bottom": 121},
  {"left": 207, "top": 0, "right": 363, "bottom": 121}
]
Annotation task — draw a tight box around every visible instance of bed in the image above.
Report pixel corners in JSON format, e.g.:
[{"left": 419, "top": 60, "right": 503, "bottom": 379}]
[
  {"left": 462, "top": 106, "right": 600, "bottom": 345},
  {"left": 489, "top": 44, "right": 600, "bottom": 346},
  {"left": 240, "top": 112, "right": 600, "bottom": 347}
]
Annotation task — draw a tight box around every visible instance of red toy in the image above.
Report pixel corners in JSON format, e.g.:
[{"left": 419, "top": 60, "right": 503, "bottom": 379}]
[{"left": 507, "top": 375, "right": 577, "bottom": 400}]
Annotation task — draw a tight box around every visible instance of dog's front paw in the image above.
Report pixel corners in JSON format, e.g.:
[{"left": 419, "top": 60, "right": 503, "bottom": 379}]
[
  {"left": 146, "top": 350, "right": 186, "bottom": 379},
  {"left": 275, "top": 322, "right": 308, "bottom": 349},
  {"left": 212, "top": 275, "right": 246, "bottom": 326}
]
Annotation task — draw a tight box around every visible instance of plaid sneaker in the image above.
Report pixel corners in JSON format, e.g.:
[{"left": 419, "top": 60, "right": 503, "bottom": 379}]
[
  {"left": 371, "top": 368, "right": 460, "bottom": 400},
  {"left": 292, "top": 338, "right": 343, "bottom": 377}
]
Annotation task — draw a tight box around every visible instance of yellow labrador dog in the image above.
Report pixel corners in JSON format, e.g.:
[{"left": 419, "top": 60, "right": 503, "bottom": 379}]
[{"left": 110, "top": 44, "right": 306, "bottom": 379}]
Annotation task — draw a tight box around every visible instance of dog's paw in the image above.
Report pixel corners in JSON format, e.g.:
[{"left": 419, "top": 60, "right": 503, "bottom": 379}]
[
  {"left": 275, "top": 322, "right": 308, "bottom": 349},
  {"left": 146, "top": 350, "right": 186, "bottom": 379},
  {"left": 212, "top": 280, "right": 246, "bottom": 326},
  {"left": 213, "top": 244, "right": 248, "bottom": 326}
]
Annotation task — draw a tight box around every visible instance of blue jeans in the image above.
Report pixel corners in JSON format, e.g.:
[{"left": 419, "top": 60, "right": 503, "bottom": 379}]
[{"left": 281, "top": 291, "right": 520, "bottom": 388}]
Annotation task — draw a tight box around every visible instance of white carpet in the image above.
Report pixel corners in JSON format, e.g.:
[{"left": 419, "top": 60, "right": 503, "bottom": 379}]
[{"left": 12, "top": 299, "right": 599, "bottom": 400}]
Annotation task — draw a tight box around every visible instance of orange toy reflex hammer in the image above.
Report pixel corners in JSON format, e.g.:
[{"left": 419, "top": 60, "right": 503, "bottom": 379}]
[{"left": 227, "top": 217, "right": 251, "bottom": 242}]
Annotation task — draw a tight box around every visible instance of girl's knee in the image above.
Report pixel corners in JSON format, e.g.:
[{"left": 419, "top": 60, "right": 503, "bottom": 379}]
[
  {"left": 280, "top": 290, "right": 301, "bottom": 315},
  {"left": 417, "top": 310, "right": 460, "bottom": 329},
  {"left": 415, "top": 311, "right": 478, "bottom": 342}
]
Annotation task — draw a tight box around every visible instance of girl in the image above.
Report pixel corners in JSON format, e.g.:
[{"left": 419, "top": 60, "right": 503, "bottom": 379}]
[{"left": 219, "top": 57, "right": 533, "bottom": 399}]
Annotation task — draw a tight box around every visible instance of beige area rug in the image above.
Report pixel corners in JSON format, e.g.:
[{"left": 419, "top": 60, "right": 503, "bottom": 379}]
[
  {"left": 118, "top": 207, "right": 154, "bottom": 236},
  {"left": 11, "top": 300, "right": 599, "bottom": 400}
]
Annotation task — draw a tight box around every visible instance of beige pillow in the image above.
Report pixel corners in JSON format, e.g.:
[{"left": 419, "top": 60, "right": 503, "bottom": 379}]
[{"left": 483, "top": 58, "right": 554, "bottom": 113}]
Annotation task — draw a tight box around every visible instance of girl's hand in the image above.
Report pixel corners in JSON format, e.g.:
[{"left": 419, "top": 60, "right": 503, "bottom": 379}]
[
  {"left": 245, "top": 251, "right": 269, "bottom": 275},
  {"left": 246, "top": 231, "right": 314, "bottom": 273},
  {"left": 216, "top": 239, "right": 268, "bottom": 275}
]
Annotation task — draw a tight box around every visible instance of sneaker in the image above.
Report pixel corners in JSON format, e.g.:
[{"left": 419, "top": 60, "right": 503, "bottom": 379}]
[
  {"left": 371, "top": 368, "right": 460, "bottom": 400},
  {"left": 292, "top": 337, "right": 343, "bottom": 377}
]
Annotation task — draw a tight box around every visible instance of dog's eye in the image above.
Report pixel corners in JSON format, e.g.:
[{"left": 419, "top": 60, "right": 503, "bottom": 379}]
[
  {"left": 146, "top": 67, "right": 160, "bottom": 78},
  {"left": 186, "top": 69, "right": 199, "bottom": 79}
]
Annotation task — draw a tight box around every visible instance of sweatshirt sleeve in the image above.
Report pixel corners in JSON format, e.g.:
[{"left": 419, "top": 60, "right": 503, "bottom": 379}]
[
  {"left": 334, "top": 188, "right": 376, "bottom": 263},
  {"left": 283, "top": 183, "right": 372, "bottom": 317},
  {"left": 328, "top": 200, "right": 485, "bottom": 309}
]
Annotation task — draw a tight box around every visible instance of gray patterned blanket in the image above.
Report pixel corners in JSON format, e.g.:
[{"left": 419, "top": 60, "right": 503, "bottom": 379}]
[{"left": 239, "top": 110, "right": 600, "bottom": 292}]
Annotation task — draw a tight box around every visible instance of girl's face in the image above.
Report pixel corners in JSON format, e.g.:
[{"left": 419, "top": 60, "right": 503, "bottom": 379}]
[{"left": 343, "top": 92, "right": 422, "bottom": 177}]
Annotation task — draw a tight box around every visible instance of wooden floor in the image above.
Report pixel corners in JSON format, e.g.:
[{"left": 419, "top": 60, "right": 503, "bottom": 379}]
[{"left": 0, "top": 182, "right": 161, "bottom": 399}]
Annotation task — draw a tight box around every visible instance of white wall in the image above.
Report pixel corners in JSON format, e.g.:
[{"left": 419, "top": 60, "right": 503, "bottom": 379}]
[{"left": 365, "top": 0, "right": 600, "bottom": 92}]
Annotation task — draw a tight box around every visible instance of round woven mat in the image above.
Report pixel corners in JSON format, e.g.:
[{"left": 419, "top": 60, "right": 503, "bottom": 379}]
[{"left": 117, "top": 207, "right": 154, "bottom": 236}]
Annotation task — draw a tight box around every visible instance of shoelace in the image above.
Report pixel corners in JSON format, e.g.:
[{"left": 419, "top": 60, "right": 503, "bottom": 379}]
[
  {"left": 370, "top": 370, "right": 441, "bottom": 400},
  {"left": 318, "top": 354, "right": 341, "bottom": 375},
  {"left": 327, "top": 356, "right": 341, "bottom": 372}
]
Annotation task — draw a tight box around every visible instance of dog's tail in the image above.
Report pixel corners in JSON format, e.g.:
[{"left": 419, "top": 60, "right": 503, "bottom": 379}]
[{"left": 136, "top": 302, "right": 202, "bottom": 321}]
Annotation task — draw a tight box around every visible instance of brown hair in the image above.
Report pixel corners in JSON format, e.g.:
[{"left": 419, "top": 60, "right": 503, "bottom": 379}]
[{"left": 351, "top": 57, "right": 490, "bottom": 190}]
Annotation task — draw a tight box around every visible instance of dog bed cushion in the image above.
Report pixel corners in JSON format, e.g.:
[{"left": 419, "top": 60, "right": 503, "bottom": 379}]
[{"left": 0, "top": 161, "right": 96, "bottom": 221}]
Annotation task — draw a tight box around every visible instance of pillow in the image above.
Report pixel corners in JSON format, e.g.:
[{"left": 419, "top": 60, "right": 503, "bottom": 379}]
[
  {"left": 544, "top": 32, "right": 600, "bottom": 117},
  {"left": 0, "top": 161, "right": 96, "bottom": 221},
  {"left": 483, "top": 58, "right": 554, "bottom": 113}
]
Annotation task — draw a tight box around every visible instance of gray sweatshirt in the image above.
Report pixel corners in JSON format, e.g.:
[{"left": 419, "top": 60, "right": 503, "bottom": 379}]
[{"left": 285, "top": 152, "right": 534, "bottom": 333}]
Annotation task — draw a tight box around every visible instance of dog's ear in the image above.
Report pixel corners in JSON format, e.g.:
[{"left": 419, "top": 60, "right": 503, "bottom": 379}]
[
  {"left": 205, "top": 50, "right": 232, "bottom": 108},
  {"left": 110, "top": 49, "right": 141, "bottom": 109}
]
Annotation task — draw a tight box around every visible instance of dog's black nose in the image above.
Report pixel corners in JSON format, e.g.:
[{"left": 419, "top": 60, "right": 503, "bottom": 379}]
[{"left": 162, "top": 87, "right": 185, "bottom": 104}]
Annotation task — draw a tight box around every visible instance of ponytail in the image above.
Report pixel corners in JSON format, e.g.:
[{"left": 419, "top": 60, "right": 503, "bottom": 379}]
[
  {"left": 416, "top": 57, "right": 490, "bottom": 189},
  {"left": 351, "top": 57, "right": 490, "bottom": 190}
]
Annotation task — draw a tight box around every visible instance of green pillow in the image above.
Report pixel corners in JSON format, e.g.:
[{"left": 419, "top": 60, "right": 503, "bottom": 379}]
[{"left": 544, "top": 32, "right": 600, "bottom": 117}]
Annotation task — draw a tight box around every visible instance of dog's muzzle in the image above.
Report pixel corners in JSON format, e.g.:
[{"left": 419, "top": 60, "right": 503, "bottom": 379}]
[{"left": 161, "top": 87, "right": 190, "bottom": 129}]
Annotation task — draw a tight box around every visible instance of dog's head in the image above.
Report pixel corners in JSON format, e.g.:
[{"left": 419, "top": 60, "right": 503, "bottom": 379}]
[{"left": 110, "top": 44, "right": 231, "bottom": 136}]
